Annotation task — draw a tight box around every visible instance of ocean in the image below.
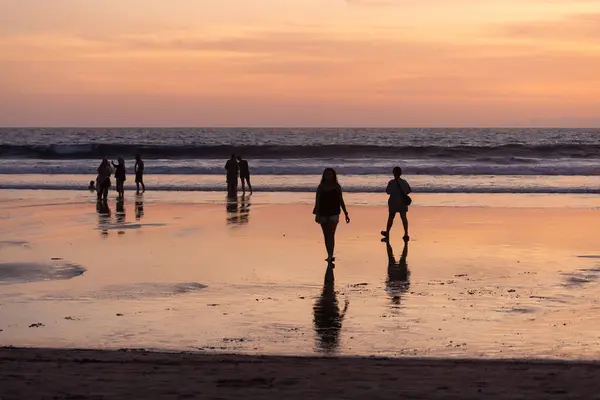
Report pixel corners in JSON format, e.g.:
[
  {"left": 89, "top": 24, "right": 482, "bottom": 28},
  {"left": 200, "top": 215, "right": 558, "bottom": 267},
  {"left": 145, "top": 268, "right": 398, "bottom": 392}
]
[{"left": 1, "top": 127, "right": 600, "bottom": 194}]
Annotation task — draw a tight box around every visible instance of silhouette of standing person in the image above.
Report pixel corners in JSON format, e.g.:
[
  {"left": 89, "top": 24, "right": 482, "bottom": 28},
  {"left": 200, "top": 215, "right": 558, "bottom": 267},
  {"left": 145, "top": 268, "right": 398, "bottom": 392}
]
[
  {"left": 96, "top": 158, "right": 112, "bottom": 202},
  {"left": 313, "top": 265, "right": 349, "bottom": 353},
  {"left": 384, "top": 240, "right": 410, "bottom": 306},
  {"left": 382, "top": 166, "right": 412, "bottom": 242},
  {"left": 225, "top": 154, "right": 239, "bottom": 198},
  {"left": 112, "top": 158, "right": 126, "bottom": 199},
  {"left": 237, "top": 155, "right": 253, "bottom": 194},
  {"left": 313, "top": 168, "right": 350, "bottom": 263},
  {"left": 135, "top": 154, "right": 145, "bottom": 193}
]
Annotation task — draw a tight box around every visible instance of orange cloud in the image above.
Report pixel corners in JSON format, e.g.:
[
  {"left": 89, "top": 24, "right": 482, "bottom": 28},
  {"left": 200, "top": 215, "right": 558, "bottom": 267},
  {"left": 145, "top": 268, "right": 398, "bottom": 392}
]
[
  {"left": 1, "top": 6, "right": 600, "bottom": 126},
  {"left": 497, "top": 13, "right": 600, "bottom": 43}
]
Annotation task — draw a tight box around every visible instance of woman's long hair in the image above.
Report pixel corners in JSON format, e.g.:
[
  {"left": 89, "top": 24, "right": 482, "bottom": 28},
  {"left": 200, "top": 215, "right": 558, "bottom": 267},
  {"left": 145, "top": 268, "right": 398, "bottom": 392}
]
[
  {"left": 320, "top": 168, "right": 339, "bottom": 185},
  {"left": 98, "top": 158, "right": 109, "bottom": 174}
]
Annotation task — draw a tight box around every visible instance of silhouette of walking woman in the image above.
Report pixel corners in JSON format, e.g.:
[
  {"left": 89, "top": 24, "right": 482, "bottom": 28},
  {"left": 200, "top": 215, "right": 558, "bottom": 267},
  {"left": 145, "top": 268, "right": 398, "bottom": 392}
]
[{"left": 313, "top": 168, "right": 350, "bottom": 263}]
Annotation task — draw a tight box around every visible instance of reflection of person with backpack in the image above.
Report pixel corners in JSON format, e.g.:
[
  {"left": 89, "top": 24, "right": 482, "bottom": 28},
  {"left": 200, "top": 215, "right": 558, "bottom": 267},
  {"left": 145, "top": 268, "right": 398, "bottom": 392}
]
[{"left": 381, "top": 166, "right": 412, "bottom": 242}]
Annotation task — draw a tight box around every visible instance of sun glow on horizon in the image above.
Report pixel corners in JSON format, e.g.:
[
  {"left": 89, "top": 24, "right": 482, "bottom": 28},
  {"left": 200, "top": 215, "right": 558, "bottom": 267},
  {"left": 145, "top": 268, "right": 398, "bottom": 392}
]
[{"left": 1, "top": 0, "right": 599, "bottom": 127}]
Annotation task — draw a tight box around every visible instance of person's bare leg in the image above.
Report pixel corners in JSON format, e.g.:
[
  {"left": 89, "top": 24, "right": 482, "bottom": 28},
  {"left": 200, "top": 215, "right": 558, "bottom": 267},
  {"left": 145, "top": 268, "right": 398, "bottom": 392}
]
[
  {"left": 327, "top": 222, "right": 338, "bottom": 261},
  {"left": 382, "top": 212, "right": 395, "bottom": 238},
  {"left": 400, "top": 211, "right": 409, "bottom": 241},
  {"left": 141, "top": 180, "right": 145, "bottom": 192},
  {"left": 247, "top": 177, "right": 253, "bottom": 194},
  {"left": 320, "top": 223, "right": 329, "bottom": 259},
  {"left": 321, "top": 221, "right": 338, "bottom": 262},
  {"left": 241, "top": 178, "right": 246, "bottom": 194}
]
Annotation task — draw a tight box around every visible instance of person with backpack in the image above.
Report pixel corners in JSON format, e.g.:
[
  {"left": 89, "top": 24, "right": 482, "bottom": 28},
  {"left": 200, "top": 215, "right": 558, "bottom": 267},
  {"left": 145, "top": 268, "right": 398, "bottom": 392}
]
[{"left": 381, "top": 166, "right": 412, "bottom": 242}]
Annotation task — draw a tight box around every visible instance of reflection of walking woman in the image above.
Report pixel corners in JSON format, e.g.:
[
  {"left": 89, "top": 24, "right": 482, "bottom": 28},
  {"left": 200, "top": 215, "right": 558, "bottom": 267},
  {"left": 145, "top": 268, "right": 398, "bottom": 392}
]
[
  {"left": 313, "top": 168, "right": 350, "bottom": 263},
  {"left": 313, "top": 265, "right": 349, "bottom": 353},
  {"left": 96, "top": 158, "right": 112, "bottom": 201}
]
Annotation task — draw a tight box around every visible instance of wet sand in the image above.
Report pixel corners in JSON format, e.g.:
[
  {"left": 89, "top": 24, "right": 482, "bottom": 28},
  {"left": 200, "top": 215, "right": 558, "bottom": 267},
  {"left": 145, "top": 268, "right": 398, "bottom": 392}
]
[
  {"left": 2, "top": 347, "right": 600, "bottom": 399},
  {"left": 1, "top": 191, "right": 600, "bottom": 360}
]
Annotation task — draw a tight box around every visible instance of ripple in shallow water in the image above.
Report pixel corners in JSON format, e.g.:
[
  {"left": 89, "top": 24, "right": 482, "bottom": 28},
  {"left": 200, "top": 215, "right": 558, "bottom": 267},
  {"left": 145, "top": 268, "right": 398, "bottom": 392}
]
[
  {"left": 0, "top": 262, "right": 86, "bottom": 284},
  {"left": 0, "top": 240, "right": 29, "bottom": 248},
  {"left": 81, "top": 282, "right": 209, "bottom": 300}
]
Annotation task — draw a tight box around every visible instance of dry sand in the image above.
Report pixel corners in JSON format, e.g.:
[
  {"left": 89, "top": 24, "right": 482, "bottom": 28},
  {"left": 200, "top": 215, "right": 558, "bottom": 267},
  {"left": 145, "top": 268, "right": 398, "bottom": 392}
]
[{"left": 2, "top": 347, "right": 600, "bottom": 399}]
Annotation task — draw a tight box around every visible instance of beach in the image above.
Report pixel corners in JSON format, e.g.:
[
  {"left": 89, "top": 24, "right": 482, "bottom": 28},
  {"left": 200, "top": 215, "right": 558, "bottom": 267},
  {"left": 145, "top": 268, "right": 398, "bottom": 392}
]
[
  {"left": 2, "top": 190, "right": 600, "bottom": 357},
  {"left": 3, "top": 348, "right": 600, "bottom": 399},
  {"left": 2, "top": 189, "right": 600, "bottom": 398}
]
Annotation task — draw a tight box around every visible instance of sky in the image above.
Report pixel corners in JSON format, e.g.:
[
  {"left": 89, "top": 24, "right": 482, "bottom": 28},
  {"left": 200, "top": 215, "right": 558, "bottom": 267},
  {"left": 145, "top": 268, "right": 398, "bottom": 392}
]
[{"left": 1, "top": 0, "right": 599, "bottom": 127}]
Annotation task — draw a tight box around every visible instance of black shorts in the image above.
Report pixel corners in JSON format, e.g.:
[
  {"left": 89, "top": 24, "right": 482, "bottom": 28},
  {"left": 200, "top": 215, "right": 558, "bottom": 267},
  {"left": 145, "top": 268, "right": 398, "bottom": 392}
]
[
  {"left": 240, "top": 174, "right": 250, "bottom": 181},
  {"left": 135, "top": 173, "right": 143, "bottom": 183}
]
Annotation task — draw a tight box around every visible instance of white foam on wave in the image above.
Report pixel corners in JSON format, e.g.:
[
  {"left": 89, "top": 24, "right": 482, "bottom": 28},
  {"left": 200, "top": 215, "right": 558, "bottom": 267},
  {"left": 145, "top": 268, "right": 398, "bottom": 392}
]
[
  {"left": 2, "top": 182, "right": 600, "bottom": 194},
  {"left": 1, "top": 158, "right": 600, "bottom": 176}
]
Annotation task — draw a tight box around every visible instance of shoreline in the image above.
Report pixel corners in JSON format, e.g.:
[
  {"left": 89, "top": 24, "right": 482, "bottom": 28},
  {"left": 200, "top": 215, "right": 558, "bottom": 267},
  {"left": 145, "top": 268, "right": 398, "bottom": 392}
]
[
  {"left": 2, "top": 347, "right": 600, "bottom": 399},
  {"left": 2, "top": 188, "right": 600, "bottom": 209}
]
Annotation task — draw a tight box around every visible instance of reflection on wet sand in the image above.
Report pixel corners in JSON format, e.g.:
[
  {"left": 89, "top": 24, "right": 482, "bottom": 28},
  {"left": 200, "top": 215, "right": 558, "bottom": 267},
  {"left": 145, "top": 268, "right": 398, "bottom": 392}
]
[
  {"left": 226, "top": 195, "right": 251, "bottom": 225},
  {"left": 135, "top": 195, "right": 144, "bottom": 221},
  {"left": 313, "top": 264, "right": 349, "bottom": 353},
  {"left": 96, "top": 200, "right": 111, "bottom": 236},
  {"left": 385, "top": 240, "right": 410, "bottom": 306},
  {"left": 116, "top": 198, "right": 126, "bottom": 224}
]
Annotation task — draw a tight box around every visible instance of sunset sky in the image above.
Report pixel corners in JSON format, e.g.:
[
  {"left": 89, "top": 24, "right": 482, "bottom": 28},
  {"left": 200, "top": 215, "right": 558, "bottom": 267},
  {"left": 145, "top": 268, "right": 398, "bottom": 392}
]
[{"left": 1, "top": 0, "right": 599, "bottom": 127}]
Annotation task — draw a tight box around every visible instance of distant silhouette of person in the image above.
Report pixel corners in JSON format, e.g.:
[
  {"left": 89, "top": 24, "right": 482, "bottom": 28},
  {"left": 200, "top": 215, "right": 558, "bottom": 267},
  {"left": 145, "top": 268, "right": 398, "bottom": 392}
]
[
  {"left": 313, "top": 265, "right": 348, "bottom": 353},
  {"left": 384, "top": 240, "right": 410, "bottom": 306},
  {"left": 225, "top": 154, "right": 239, "bottom": 197},
  {"left": 135, "top": 194, "right": 144, "bottom": 221},
  {"left": 88, "top": 180, "right": 96, "bottom": 192},
  {"left": 237, "top": 155, "right": 253, "bottom": 194},
  {"left": 96, "top": 158, "right": 112, "bottom": 201},
  {"left": 382, "top": 166, "right": 412, "bottom": 242},
  {"left": 112, "top": 158, "right": 126, "bottom": 199},
  {"left": 135, "top": 154, "right": 145, "bottom": 193},
  {"left": 116, "top": 197, "right": 126, "bottom": 224},
  {"left": 96, "top": 199, "right": 111, "bottom": 236},
  {"left": 313, "top": 168, "right": 350, "bottom": 263}
]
